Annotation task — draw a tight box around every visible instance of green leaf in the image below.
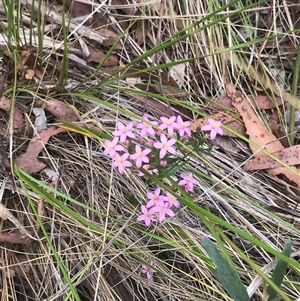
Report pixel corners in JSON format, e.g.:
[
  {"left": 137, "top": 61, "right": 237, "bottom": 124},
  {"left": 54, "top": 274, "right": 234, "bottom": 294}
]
[
  {"left": 267, "top": 239, "right": 292, "bottom": 301},
  {"left": 202, "top": 237, "right": 250, "bottom": 301}
]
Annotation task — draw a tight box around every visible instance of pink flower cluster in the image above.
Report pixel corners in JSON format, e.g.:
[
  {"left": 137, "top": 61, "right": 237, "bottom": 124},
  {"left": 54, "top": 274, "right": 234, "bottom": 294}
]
[
  {"left": 103, "top": 115, "right": 223, "bottom": 227},
  {"left": 141, "top": 260, "right": 156, "bottom": 280},
  {"left": 103, "top": 115, "right": 191, "bottom": 174}
]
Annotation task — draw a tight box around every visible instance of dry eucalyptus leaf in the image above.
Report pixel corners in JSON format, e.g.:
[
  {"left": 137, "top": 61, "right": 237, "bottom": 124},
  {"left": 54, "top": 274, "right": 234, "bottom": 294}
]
[
  {"left": 244, "top": 145, "right": 300, "bottom": 170},
  {"left": 43, "top": 99, "right": 80, "bottom": 122},
  {"left": 86, "top": 47, "right": 119, "bottom": 67},
  {"left": 15, "top": 126, "right": 66, "bottom": 174},
  {"left": 226, "top": 83, "right": 300, "bottom": 188}
]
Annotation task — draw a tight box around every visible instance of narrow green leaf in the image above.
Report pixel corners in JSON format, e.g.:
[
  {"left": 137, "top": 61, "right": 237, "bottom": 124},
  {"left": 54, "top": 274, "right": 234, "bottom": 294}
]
[
  {"left": 202, "top": 237, "right": 250, "bottom": 301},
  {"left": 267, "top": 239, "right": 292, "bottom": 301}
]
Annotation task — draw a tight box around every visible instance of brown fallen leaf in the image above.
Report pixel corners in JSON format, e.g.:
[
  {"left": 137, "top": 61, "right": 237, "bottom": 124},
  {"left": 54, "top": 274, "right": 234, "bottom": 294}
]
[
  {"left": 86, "top": 47, "right": 119, "bottom": 67},
  {"left": 226, "top": 83, "right": 300, "bottom": 188},
  {"left": 13, "top": 106, "right": 24, "bottom": 131},
  {"left": 43, "top": 99, "right": 80, "bottom": 122},
  {"left": 210, "top": 95, "right": 284, "bottom": 111},
  {"left": 244, "top": 144, "right": 300, "bottom": 170},
  {"left": 15, "top": 127, "right": 66, "bottom": 174},
  {"left": 65, "top": 0, "right": 91, "bottom": 17},
  {"left": 0, "top": 231, "right": 31, "bottom": 244},
  {"left": 134, "top": 19, "right": 147, "bottom": 45}
]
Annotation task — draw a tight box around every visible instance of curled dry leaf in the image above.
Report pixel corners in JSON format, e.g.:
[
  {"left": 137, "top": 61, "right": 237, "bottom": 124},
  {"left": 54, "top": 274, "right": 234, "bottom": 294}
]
[
  {"left": 226, "top": 83, "right": 300, "bottom": 188},
  {"left": 43, "top": 99, "right": 80, "bottom": 122},
  {"left": 15, "top": 127, "right": 66, "bottom": 174}
]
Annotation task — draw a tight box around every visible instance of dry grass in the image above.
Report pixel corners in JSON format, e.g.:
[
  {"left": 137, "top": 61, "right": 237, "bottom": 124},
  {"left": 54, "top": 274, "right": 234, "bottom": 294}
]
[{"left": 0, "top": 0, "right": 299, "bottom": 300}]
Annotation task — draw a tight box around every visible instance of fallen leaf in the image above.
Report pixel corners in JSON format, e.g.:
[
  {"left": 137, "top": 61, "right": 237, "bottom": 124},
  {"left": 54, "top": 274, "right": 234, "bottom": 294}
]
[
  {"left": 86, "top": 47, "right": 119, "bottom": 67},
  {"left": 12, "top": 106, "right": 24, "bottom": 131},
  {"left": 98, "top": 27, "right": 122, "bottom": 48},
  {"left": 244, "top": 145, "right": 300, "bottom": 170},
  {"left": 15, "top": 126, "right": 66, "bottom": 174},
  {"left": 226, "top": 83, "right": 300, "bottom": 187},
  {"left": 43, "top": 99, "right": 80, "bottom": 122},
  {"left": 0, "top": 232, "right": 31, "bottom": 244},
  {"left": 210, "top": 95, "right": 284, "bottom": 111},
  {"left": 65, "top": 0, "right": 91, "bottom": 18},
  {"left": 134, "top": 19, "right": 147, "bottom": 45}
]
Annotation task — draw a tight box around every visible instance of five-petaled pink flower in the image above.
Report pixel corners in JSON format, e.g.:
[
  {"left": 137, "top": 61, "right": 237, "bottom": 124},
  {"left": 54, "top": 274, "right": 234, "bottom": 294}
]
[
  {"left": 111, "top": 153, "right": 132, "bottom": 174},
  {"left": 141, "top": 260, "right": 156, "bottom": 280},
  {"left": 146, "top": 188, "right": 163, "bottom": 208},
  {"left": 130, "top": 145, "right": 151, "bottom": 168},
  {"left": 136, "top": 115, "right": 158, "bottom": 138},
  {"left": 112, "top": 121, "right": 136, "bottom": 142},
  {"left": 103, "top": 137, "right": 124, "bottom": 157},
  {"left": 174, "top": 115, "right": 191, "bottom": 137},
  {"left": 159, "top": 116, "right": 178, "bottom": 136},
  {"left": 153, "top": 134, "right": 177, "bottom": 159},
  {"left": 151, "top": 200, "right": 175, "bottom": 221},
  {"left": 163, "top": 192, "right": 180, "bottom": 208},
  {"left": 178, "top": 172, "right": 199, "bottom": 192},
  {"left": 137, "top": 205, "right": 157, "bottom": 226},
  {"left": 201, "top": 119, "right": 223, "bottom": 140}
]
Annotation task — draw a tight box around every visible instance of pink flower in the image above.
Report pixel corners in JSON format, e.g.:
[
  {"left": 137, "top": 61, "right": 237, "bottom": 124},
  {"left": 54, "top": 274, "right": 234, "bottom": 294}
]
[
  {"left": 178, "top": 172, "right": 199, "bottom": 192},
  {"left": 160, "top": 160, "right": 167, "bottom": 167},
  {"left": 130, "top": 145, "right": 151, "bottom": 168},
  {"left": 174, "top": 115, "right": 191, "bottom": 137},
  {"left": 112, "top": 122, "right": 136, "bottom": 142},
  {"left": 201, "top": 119, "right": 223, "bottom": 140},
  {"left": 163, "top": 192, "right": 180, "bottom": 208},
  {"left": 153, "top": 134, "right": 177, "bottom": 159},
  {"left": 146, "top": 188, "right": 163, "bottom": 208},
  {"left": 111, "top": 153, "right": 132, "bottom": 174},
  {"left": 151, "top": 200, "right": 175, "bottom": 221},
  {"left": 159, "top": 116, "right": 178, "bottom": 136},
  {"left": 141, "top": 260, "right": 156, "bottom": 280},
  {"left": 136, "top": 115, "right": 158, "bottom": 138},
  {"left": 103, "top": 137, "right": 124, "bottom": 157},
  {"left": 137, "top": 205, "right": 157, "bottom": 226}
]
